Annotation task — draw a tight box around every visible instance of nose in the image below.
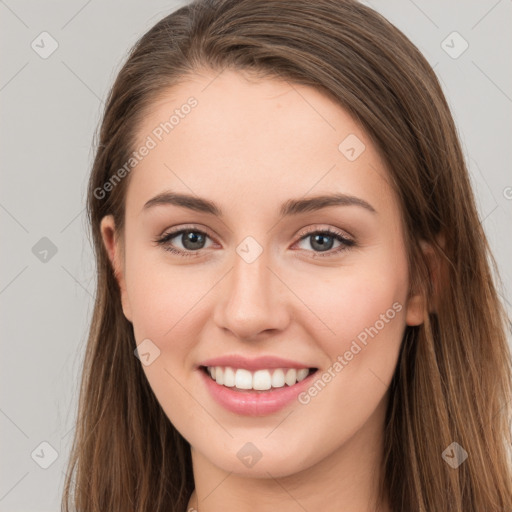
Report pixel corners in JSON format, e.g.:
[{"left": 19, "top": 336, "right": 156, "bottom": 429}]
[{"left": 212, "top": 246, "right": 290, "bottom": 340}]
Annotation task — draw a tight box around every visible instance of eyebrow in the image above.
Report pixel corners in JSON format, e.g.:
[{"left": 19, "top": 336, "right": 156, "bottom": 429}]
[{"left": 142, "top": 191, "right": 377, "bottom": 216}]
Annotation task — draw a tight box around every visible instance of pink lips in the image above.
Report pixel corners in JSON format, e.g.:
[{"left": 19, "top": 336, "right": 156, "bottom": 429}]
[{"left": 197, "top": 354, "right": 317, "bottom": 416}]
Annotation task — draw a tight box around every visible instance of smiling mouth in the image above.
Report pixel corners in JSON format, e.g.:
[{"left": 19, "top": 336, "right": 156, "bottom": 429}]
[{"left": 200, "top": 365, "right": 318, "bottom": 393}]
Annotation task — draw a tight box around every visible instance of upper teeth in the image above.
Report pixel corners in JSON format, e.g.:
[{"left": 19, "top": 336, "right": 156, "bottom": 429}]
[{"left": 207, "top": 366, "right": 310, "bottom": 390}]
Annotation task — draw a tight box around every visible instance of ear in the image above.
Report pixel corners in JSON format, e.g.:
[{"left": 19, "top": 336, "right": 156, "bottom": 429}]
[
  {"left": 405, "top": 235, "right": 444, "bottom": 326},
  {"left": 100, "top": 215, "right": 132, "bottom": 322}
]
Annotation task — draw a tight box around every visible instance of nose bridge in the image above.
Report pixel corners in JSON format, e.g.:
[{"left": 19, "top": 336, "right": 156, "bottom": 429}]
[
  {"left": 233, "top": 240, "right": 272, "bottom": 302},
  {"left": 213, "top": 236, "right": 288, "bottom": 338}
]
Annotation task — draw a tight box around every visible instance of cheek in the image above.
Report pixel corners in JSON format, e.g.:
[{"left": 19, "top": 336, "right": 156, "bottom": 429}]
[
  {"left": 290, "top": 268, "right": 407, "bottom": 442},
  {"left": 290, "top": 256, "right": 409, "bottom": 415},
  {"left": 124, "top": 243, "right": 207, "bottom": 341},
  {"left": 124, "top": 254, "right": 212, "bottom": 437},
  {"left": 297, "top": 263, "right": 408, "bottom": 351}
]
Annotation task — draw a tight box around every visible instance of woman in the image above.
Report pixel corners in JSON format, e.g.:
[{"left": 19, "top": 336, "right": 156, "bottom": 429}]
[{"left": 62, "top": 0, "right": 512, "bottom": 510}]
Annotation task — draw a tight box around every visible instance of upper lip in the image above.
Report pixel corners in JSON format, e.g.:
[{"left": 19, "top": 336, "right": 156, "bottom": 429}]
[{"left": 198, "top": 354, "right": 316, "bottom": 371}]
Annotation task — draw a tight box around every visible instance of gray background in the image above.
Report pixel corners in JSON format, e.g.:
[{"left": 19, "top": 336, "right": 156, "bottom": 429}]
[{"left": 1, "top": 1, "right": 511, "bottom": 510}]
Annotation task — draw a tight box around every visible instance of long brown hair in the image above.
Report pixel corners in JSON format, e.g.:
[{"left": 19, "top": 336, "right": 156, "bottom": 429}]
[{"left": 62, "top": 1, "right": 512, "bottom": 510}]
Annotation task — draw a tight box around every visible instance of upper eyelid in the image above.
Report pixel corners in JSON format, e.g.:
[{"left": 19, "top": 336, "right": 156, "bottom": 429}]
[
  {"left": 158, "top": 224, "right": 354, "bottom": 246},
  {"left": 159, "top": 225, "right": 217, "bottom": 242},
  {"left": 295, "top": 224, "right": 353, "bottom": 241}
]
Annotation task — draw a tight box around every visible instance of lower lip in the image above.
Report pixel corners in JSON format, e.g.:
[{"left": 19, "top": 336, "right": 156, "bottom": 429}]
[{"left": 199, "top": 367, "right": 317, "bottom": 416}]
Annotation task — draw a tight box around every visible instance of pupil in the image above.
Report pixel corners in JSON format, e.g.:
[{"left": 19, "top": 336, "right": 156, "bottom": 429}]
[
  {"left": 312, "top": 234, "right": 333, "bottom": 252},
  {"left": 183, "top": 231, "right": 205, "bottom": 250}
]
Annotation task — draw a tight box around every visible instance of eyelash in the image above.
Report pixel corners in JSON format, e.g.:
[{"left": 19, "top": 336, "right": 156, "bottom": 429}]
[{"left": 154, "top": 225, "right": 356, "bottom": 258}]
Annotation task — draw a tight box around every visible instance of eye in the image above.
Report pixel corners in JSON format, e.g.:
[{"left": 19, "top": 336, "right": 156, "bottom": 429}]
[
  {"left": 153, "top": 227, "right": 214, "bottom": 257},
  {"left": 154, "top": 225, "right": 356, "bottom": 258},
  {"left": 293, "top": 227, "right": 356, "bottom": 257}
]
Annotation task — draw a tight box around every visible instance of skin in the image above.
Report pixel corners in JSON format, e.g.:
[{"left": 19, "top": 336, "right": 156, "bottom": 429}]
[{"left": 101, "top": 68, "right": 427, "bottom": 512}]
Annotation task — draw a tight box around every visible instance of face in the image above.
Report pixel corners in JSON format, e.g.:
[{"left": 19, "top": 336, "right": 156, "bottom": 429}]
[{"left": 101, "top": 68, "right": 425, "bottom": 479}]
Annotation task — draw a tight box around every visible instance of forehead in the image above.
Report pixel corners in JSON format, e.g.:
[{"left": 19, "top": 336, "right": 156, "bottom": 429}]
[{"left": 127, "top": 68, "right": 397, "bottom": 223}]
